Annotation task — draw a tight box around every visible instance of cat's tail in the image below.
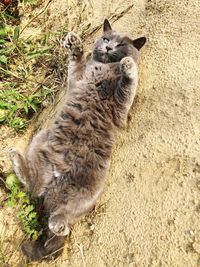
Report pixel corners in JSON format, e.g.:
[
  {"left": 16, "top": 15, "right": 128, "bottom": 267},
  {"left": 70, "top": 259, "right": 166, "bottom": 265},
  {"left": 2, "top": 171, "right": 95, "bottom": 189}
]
[{"left": 21, "top": 229, "right": 66, "bottom": 261}]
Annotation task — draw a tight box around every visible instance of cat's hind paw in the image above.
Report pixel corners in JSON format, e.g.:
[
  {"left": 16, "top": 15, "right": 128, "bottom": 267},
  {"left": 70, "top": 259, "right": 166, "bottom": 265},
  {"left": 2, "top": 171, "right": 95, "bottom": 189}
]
[
  {"left": 8, "top": 147, "right": 27, "bottom": 185},
  {"left": 8, "top": 147, "right": 20, "bottom": 165},
  {"left": 120, "top": 57, "right": 136, "bottom": 79},
  {"left": 48, "top": 215, "right": 70, "bottom": 236},
  {"left": 21, "top": 240, "right": 44, "bottom": 262}
]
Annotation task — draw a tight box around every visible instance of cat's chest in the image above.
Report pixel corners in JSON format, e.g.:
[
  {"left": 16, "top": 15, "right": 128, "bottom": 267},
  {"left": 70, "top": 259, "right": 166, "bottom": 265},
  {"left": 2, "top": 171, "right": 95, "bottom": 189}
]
[{"left": 85, "top": 62, "right": 120, "bottom": 84}]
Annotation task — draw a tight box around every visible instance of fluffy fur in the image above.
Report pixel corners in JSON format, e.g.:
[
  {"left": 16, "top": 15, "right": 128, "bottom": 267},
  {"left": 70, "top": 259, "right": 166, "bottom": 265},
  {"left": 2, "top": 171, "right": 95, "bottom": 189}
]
[{"left": 9, "top": 19, "right": 146, "bottom": 261}]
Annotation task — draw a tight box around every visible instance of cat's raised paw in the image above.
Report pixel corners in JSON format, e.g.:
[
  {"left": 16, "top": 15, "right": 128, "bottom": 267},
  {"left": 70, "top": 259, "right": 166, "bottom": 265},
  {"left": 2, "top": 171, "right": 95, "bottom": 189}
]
[
  {"left": 120, "top": 57, "right": 136, "bottom": 79},
  {"left": 63, "top": 32, "right": 83, "bottom": 54}
]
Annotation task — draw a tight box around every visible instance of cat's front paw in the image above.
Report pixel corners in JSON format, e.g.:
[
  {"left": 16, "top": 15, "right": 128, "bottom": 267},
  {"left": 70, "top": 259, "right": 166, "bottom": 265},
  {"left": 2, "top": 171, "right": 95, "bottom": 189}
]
[
  {"left": 63, "top": 32, "right": 83, "bottom": 59},
  {"left": 120, "top": 57, "right": 136, "bottom": 79},
  {"left": 48, "top": 215, "right": 70, "bottom": 236}
]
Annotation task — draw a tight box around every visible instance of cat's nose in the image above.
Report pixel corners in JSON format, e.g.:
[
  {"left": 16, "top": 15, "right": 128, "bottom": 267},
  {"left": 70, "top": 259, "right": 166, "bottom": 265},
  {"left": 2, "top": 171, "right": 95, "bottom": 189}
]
[{"left": 106, "top": 46, "right": 112, "bottom": 52}]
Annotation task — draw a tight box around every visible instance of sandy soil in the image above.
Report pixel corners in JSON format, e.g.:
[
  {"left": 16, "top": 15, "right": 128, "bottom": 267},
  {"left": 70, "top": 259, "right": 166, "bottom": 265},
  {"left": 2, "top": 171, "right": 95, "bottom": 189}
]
[{"left": 1, "top": 0, "right": 200, "bottom": 266}]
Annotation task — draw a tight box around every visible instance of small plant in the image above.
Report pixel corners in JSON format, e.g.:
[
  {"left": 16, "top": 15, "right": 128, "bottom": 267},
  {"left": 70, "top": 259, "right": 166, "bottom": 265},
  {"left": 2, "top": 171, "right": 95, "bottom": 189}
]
[
  {"left": 20, "top": 0, "right": 37, "bottom": 5},
  {"left": 0, "top": 3, "right": 59, "bottom": 130},
  {"left": 0, "top": 87, "right": 52, "bottom": 129},
  {"left": 6, "top": 173, "right": 41, "bottom": 240}
]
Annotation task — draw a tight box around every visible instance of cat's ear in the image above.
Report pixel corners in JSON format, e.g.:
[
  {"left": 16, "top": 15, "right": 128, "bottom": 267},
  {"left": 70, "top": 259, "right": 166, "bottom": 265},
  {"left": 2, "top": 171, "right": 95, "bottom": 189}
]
[
  {"left": 103, "top": 19, "right": 112, "bottom": 33},
  {"left": 132, "top": 37, "right": 146, "bottom": 50}
]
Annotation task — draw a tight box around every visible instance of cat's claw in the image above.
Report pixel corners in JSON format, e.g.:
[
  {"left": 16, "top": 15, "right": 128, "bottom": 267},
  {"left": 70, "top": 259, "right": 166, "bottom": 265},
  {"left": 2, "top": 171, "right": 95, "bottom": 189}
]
[
  {"left": 63, "top": 32, "right": 83, "bottom": 53},
  {"left": 120, "top": 57, "right": 136, "bottom": 79}
]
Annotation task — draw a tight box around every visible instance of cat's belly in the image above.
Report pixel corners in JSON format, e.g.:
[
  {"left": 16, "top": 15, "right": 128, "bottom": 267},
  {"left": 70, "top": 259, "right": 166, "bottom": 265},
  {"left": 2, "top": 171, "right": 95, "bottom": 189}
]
[{"left": 27, "top": 127, "right": 112, "bottom": 193}]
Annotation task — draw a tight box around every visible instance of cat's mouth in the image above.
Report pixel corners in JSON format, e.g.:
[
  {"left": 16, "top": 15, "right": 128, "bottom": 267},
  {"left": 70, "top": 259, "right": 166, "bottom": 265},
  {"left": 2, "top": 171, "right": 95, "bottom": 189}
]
[
  {"left": 93, "top": 50, "right": 120, "bottom": 63},
  {"left": 93, "top": 49, "right": 110, "bottom": 63}
]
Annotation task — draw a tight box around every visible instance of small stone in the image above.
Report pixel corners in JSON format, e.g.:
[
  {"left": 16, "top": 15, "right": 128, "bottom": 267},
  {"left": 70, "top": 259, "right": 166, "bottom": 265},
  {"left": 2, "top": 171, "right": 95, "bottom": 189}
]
[
  {"left": 189, "top": 230, "right": 195, "bottom": 236},
  {"left": 42, "top": 100, "right": 49, "bottom": 108},
  {"left": 90, "top": 224, "right": 95, "bottom": 231}
]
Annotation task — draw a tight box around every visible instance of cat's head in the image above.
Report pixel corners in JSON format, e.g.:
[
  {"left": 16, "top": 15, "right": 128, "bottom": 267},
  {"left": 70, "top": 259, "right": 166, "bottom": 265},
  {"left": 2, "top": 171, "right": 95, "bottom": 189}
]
[{"left": 93, "top": 19, "right": 146, "bottom": 63}]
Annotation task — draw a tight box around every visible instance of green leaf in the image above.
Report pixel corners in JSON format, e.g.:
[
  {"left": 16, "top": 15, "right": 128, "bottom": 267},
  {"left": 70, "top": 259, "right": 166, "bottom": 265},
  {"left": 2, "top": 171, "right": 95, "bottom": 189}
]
[
  {"left": 17, "top": 191, "right": 26, "bottom": 198},
  {"left": 28, "top": 212, "right": 37, "bottom": 219},
  {"left": 13, "top": 26, "right": 20, "bottom": 42},
  {"left": 23, "top": 104, "right": 29, "bottom": 114},
  {"left": 21, "top": 197, "right": 30, "bottom": 204},
  {"left": 9, "top": 117, "right": 26, "bottom": 129},
  {"left": 7, "top": 199, "right": 16, "bottom": 207},
  {"left": 0, "top": 109, "right": 7, "bottom": 122},
  {"left": 27, "top": 46, "right": 53, "bottom": 59},
  {"left": 6, "top": 174, "right": 20, "bottom": 189},
  {"left": 20, "top": 0, "right": 37, "bottom": 5},
  {"left": 32, "top": 231, "right": 39, "bottom": 240},
  {"left": 0, "top": 55, "right": 7, "bottom": 64},
  {"left": 0, "top": 39, "right": 6, "bottom": 44},
  {"left": 25, "top": 205, "right": 34, "bottom": 214},
  {"left": 0, "top": 28, "right": 7, "bottom": 38},
  {"left": 0, "top": 25, "right": 12, "bottom": 37},
  {"left": 29, "top": 103, "right": 39, "bottom": 112}
]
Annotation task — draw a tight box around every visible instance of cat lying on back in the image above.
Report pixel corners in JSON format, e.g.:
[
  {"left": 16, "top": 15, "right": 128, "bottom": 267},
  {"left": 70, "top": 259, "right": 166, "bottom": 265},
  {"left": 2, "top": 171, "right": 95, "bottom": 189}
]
[{"left": 9, "top": 19, "right": 146, "bottom": 261}]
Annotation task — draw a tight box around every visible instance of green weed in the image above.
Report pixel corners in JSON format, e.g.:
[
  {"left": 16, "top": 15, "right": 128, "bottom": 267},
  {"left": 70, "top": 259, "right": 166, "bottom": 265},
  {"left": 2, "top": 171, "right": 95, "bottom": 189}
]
[
  {"left": 0, "top": 23, "right": 54, "bottom": 82},
  {"left": 6, "top": 174, "right": 41, "bottom": 240},
  {"left": 0, "top": 87, "right": 53, "bottom": 129},
  {"left": 20, "top": 0, "right": 37, "bottom": 5},
  {"left": 0, "top": 2, "right": 63, "bottom": 130},
  {"left": 0, "top": 243, "right": 9, "bottom": 267}
]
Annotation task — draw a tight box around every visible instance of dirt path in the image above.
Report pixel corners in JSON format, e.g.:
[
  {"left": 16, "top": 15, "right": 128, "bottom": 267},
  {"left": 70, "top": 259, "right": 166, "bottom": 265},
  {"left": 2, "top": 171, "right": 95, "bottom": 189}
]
[{"left": 1, "top": 0, "right": 200, "bottom": 266}]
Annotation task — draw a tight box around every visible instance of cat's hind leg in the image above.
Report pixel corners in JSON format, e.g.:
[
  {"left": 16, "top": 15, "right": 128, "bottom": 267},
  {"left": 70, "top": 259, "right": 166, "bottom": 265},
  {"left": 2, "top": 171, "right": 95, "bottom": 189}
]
[
  {"left": 21, "top": 228, "right": 66, "bottom": 261},
  {"left": 8, "top": 147, "right": 29, "bottom": 187},
  {"left": 47, "top": 189, "right": 99, "bottom": 237}
]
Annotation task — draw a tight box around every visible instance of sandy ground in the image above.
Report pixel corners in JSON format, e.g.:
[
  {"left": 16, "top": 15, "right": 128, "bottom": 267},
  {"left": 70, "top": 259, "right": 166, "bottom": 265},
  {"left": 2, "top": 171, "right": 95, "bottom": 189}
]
[{"left": 1, "top": 0, "right": 200, "bottom": 266}]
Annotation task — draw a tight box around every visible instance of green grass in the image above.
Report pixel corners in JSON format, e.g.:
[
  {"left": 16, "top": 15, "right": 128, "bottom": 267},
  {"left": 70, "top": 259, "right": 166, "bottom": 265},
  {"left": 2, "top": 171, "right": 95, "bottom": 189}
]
[
  {"left": 6, "top": 174, "right": 42, "bottom": 240},
  {"left": 0, "top": 1, "right": 67, "bottom": 130},
  {"left": 20, "top": 0, "right": 37, "bottom": 5},
  {"left": 0, "top": 243, "right": 9, "bottom": 267},
  {"left": 0, "top": 87, "right": 53, "bottom": 129}
]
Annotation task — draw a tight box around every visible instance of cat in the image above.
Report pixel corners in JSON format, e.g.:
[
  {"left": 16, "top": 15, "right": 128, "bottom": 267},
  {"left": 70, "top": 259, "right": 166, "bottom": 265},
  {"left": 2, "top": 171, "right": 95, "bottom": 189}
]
[{"left": 9, "top": 19, "right": 146, "bottom": 261}]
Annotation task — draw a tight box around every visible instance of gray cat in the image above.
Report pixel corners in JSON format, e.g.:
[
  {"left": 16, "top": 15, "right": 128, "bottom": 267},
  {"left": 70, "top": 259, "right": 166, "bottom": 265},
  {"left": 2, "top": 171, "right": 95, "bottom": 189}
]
[{"left": 9, "top": 19, "right": 146, "bottom": 261}]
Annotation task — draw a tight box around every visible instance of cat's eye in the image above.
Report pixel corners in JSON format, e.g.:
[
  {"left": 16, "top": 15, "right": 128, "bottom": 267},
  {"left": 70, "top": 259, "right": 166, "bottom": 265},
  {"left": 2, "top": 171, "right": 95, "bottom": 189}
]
[
  {"left": 103, "top": 37, "right": 109, "bottom": 43},
  {"left": 116, "top": 43, "right": 126, "bottom": 47}
]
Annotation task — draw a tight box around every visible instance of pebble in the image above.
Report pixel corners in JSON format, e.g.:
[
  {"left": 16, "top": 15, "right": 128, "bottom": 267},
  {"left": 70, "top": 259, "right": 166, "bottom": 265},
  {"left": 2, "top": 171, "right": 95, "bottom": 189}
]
[{"left": 90, "top": 224, "right": 95, "bottom": 231}]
